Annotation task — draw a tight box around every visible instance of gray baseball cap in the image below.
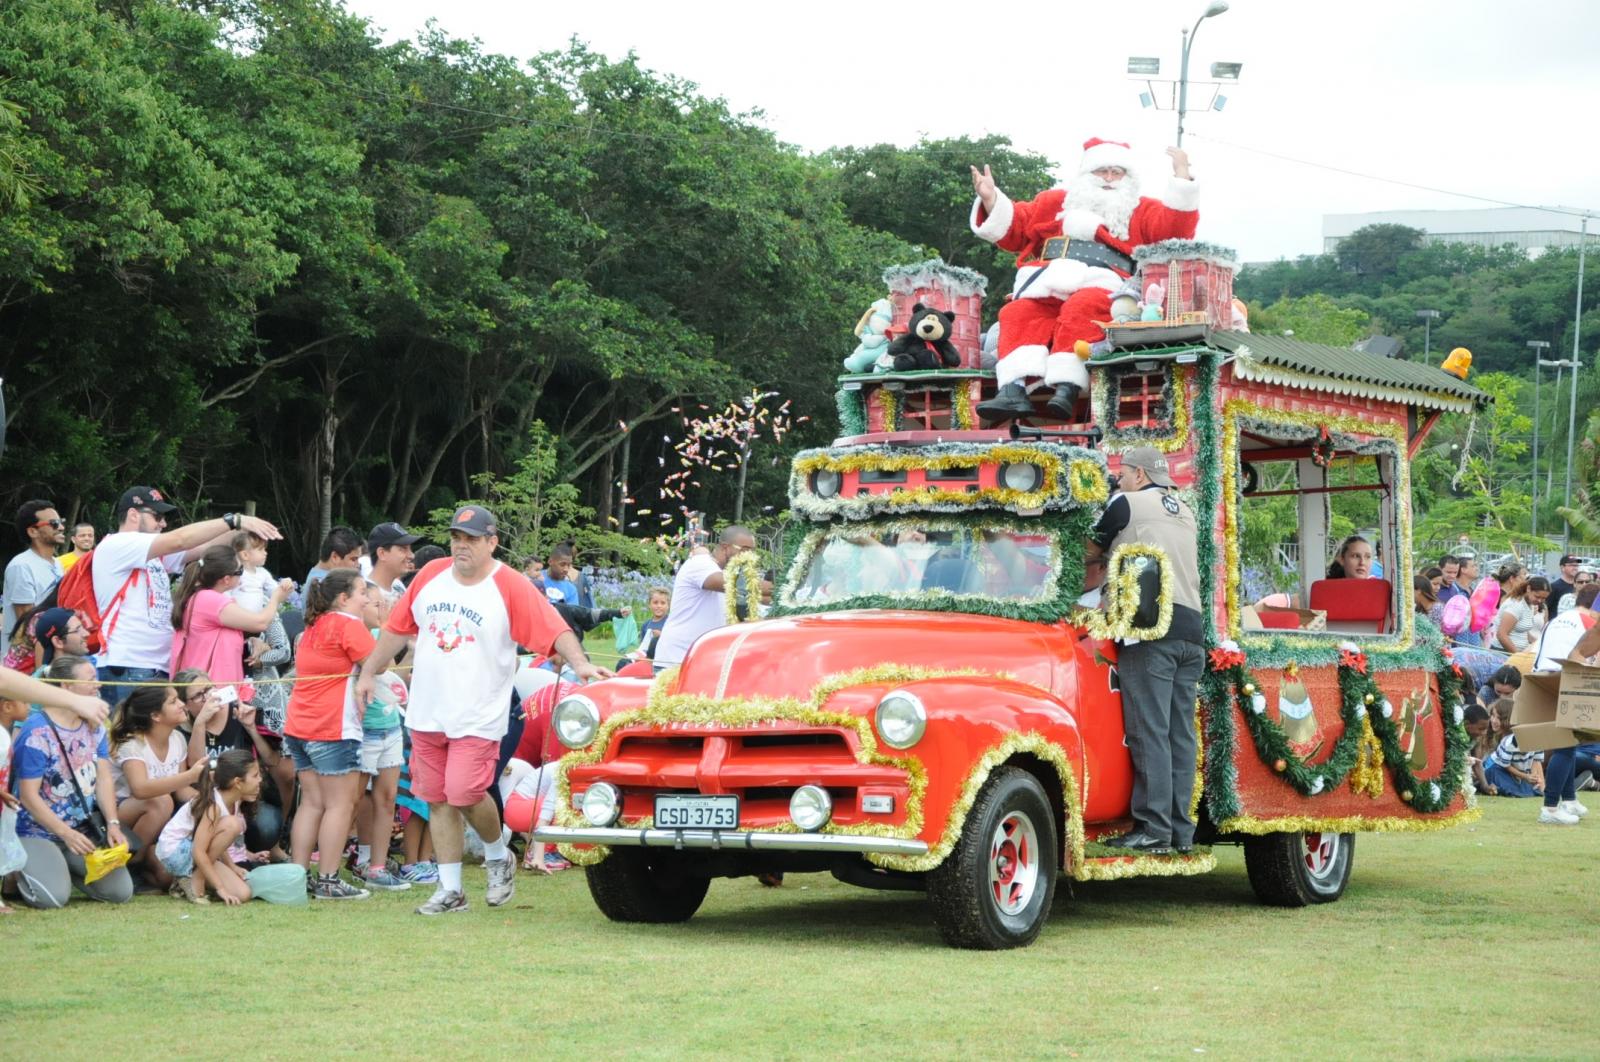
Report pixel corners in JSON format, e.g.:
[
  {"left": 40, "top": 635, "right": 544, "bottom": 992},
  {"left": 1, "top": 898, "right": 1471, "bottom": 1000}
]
[{"left": 1120, "top": 446, "right": 1174, "bottom": 488}]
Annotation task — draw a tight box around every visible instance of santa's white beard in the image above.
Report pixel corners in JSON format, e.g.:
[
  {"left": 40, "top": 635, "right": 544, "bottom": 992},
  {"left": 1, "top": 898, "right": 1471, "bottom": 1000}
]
[{"left": 1059, "top": 172, "right": 1140, "bottom": 240}]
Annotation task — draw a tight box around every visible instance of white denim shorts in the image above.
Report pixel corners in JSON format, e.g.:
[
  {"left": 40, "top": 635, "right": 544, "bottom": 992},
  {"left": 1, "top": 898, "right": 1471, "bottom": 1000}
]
[{"left": 359, "top": 726, "right": 404, "bottom": 774}]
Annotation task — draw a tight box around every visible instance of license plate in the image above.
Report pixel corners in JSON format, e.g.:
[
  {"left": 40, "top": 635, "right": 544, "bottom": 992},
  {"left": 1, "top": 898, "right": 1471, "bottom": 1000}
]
[{"left": 654, "top": 794, "right": 739, "bottom": 830}]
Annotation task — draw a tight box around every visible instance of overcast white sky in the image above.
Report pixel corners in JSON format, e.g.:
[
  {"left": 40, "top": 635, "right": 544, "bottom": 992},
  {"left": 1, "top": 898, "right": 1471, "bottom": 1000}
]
[{"left": 340, "top": 0, "right": 1599, "bottom": 262}]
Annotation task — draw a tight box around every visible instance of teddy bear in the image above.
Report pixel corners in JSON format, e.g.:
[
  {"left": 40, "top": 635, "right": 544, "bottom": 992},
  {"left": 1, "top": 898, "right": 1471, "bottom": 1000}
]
[{"left": 886, "top": 303, "right": 961, "bottom": 372}]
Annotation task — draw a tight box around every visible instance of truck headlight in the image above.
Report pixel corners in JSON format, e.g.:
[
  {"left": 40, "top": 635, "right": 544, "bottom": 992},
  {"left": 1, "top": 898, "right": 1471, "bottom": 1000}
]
[
  {"left": 581, "top": 782, "right": 621, "bottom": 826},
  {"left": 553, "top": 694, "right": 600, "bottom": 749},
  {"left": 1000, "top": 461, "right": 1043, "bottom": 492},
  {"left": 874, "top": 691, "right": 927, "bottom": 749},
  {"left": 789, "top": 785, "right": 833, "bottom": 831},
  {"left": 812, "top": 469, "right": 842, "bottom": 498}
]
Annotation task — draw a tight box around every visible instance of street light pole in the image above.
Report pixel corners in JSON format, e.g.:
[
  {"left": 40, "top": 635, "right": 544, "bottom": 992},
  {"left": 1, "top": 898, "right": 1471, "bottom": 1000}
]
[
  {"left": 1528, "top": 339, "right": 1550, "bottom": 538},
  {"left": 1176, "top": 2, "right": 1229, "bottom": 147},
  {"left": 1417, "top": 309, "right": 1440, "bottom": 361},
  {"left": 1564, "top": 215, "right": 1589, "bottom": 553}
]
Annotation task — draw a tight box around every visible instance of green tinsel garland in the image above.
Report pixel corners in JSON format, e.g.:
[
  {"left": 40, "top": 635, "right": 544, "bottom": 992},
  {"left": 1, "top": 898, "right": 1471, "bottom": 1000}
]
[
  {"left": 767, "top": 509, "right": 1093, "bottom": 625},
  {"left": 836, "top": 389, "right": 867, "bottom": 437}
]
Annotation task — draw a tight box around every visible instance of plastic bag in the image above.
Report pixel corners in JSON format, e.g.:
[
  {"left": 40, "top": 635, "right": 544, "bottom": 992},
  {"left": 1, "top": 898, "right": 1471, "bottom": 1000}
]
[
  {"left": 610, "top": 611, "right": 640, "bottom": 653},
  {"left": 83, "top": 842, "right": 130, "bottom": 884},
  {"left": 0, "top": 808, "right": 26, "bottom": 877},
  {"left": 246, "top": 863, "right": 308, "bottom": 905}
]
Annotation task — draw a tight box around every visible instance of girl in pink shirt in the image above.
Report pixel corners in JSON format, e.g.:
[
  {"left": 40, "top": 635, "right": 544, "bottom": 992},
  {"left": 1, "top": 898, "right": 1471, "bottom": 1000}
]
[{"left": 170, "top": 543, "right": 294, "bottom": 684}]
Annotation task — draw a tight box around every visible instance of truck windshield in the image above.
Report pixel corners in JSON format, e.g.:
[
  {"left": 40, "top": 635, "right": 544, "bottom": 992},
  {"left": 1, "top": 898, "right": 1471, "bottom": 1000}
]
[{"left": 786, "top": 525, "right": 1057, "bottom": 606}]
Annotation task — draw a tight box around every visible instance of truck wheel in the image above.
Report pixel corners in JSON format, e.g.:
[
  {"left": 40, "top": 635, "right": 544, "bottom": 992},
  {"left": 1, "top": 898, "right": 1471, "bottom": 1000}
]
[
  {"left": 927, "top": 767, "right": 1059, "bottom": 950},
  {"left": 1243, "top": 831, "right": 1354, "bottom": 907},
  {"left": 585, "top": 849, "right": 711, "bottom": 923}
]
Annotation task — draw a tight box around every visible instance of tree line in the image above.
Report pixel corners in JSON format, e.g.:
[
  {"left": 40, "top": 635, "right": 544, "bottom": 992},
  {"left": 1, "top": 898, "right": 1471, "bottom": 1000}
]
[{"left": 2, "top": 0, "right": 1054, "bottom": 568}]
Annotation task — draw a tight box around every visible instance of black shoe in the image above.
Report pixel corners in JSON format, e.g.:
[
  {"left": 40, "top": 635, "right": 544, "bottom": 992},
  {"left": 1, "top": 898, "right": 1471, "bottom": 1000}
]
[
  {"left": 976, "top": 383, "right": 1034, "bottom": 423},
  {"left": 1174, "top": 843, "right": 1194, "bottom": 855},
  {"left": 1104, "top": 832, "right": 1173, "bottom": 855},
  {"left": 1044, "top": 382, "right": 1081, "bottom": 420}
]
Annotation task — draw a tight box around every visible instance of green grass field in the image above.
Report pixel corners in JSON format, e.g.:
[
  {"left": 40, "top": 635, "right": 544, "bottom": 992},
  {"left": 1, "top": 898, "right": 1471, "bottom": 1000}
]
[{"left": 4, "top": 796, "right": 1595, "bottom": 1059}]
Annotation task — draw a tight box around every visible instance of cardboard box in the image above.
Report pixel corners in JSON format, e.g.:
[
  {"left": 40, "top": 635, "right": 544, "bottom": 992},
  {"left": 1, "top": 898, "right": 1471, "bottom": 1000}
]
[
  {"left": 1510, "top": 656, "right": 1600, "bottom": 753},
  {"left": 1554, "top": 657, "right": 1600, "bottom": 733}
]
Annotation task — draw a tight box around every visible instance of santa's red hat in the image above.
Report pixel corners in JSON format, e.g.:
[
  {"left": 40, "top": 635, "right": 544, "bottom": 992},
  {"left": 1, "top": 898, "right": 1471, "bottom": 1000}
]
[{"left": 1079, "top": 138, "right": 1135, "bottom": 175}]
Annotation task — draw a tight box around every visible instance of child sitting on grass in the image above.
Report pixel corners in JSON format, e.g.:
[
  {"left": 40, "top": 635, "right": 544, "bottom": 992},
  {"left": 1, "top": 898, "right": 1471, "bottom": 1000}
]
[
  {"left": 1481, "top": 699, "right": 1543, "bottom": 798},
  {"left": 156, "top": 750, "right": 261, "bottom": 905},
  {"left": 111, "top": 686, "right": 208, "bottom": 893}
]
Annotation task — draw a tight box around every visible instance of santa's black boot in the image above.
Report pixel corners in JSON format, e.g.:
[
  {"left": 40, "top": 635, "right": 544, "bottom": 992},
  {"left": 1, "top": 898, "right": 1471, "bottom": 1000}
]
[
  {"left": 1045, "top": 382, "right": 1082, "bottom": 420},
  {"left": 976, "top": 383, "right": 1035, "bottom": 423}
]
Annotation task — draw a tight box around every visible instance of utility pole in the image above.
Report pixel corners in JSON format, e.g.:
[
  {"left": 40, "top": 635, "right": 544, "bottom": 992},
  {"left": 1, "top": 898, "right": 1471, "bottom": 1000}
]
[
  {"left": 1563, "top": 215, "right": 1588, "bottom": 553},
  {"left": 1529, "top": 339, "right": 1550, "bottom": 538}
]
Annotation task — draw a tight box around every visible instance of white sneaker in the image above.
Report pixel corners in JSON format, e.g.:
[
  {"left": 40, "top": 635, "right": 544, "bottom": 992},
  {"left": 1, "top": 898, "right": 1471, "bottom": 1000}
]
[
  {"left": 1538, "top": 806, "right": 1580, "bottom": 825},
  {"left": 1558, "top": 799, "right": 1589, "bottom": 818}
]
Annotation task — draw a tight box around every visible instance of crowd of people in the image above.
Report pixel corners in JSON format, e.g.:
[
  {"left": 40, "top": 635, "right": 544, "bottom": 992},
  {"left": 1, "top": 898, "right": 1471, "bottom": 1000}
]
[
  {"left": 1, "top": 488, "right": 615, "bottom": 913},
  {"left": 1408, "top": 546, "right": 1600, "bottom": 825}
]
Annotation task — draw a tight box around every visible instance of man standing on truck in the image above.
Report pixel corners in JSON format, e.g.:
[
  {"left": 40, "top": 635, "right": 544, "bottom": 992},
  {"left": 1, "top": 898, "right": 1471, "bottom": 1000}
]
[
  {"left": 1087, "top": 447, "right": 1206, "bottom": 855},
  {"left": 653, "top": 525, "right": 769, "bottom": 673}
]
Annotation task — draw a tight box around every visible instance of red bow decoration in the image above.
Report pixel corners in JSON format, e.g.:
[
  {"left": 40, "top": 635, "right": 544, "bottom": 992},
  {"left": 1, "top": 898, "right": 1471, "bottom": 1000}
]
[
  {"left": 1338, "top": 649, "right": 1369, "bottom": 674},
  {"left": 1209, "top": 646, "right": 1246, "bottom": 671}
]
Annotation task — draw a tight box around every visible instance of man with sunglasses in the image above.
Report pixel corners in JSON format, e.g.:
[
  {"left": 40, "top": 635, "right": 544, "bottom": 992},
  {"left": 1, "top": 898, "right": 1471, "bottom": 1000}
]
[
  {"left": 4, "top": 500, "right": 66, "bottom": 643},
  {"left": 94, "top": 486, "right": 282, "bottom": 706}
]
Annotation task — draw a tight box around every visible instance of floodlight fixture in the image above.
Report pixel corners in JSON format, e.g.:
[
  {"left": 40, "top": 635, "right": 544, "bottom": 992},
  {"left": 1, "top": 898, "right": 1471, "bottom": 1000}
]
[
  {"left": 1415, "top": 309, "right": 1441, "bottom": 320},
  {"left": 1213, "top": 95, "right": 1227, "bottom": 110},
  {"left": 1139, "top": 91, "right": 1155, "bottom": 108},
  {"left": 1127, "top": 56, "right": 1161, "bottom": 75},
  {"left": 1203, "top": 1, "right": 1230, "bottom": 16},
  {"left": 1211, "top": 61, "right": 1243, "bottom": 79}
]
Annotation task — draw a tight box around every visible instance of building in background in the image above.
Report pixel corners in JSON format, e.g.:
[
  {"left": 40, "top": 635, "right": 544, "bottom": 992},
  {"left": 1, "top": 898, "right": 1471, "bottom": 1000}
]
[{"left": 1322, "top": 207, "right": 1595, "bottom": 257}]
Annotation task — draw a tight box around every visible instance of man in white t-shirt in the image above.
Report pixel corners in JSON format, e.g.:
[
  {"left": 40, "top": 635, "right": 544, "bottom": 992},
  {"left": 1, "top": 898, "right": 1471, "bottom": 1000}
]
[
  {"left": 365, "top": 521, "right": 420, "bottom": 599},
  {"left": 358, "top": 505, "right": 612, "bottom": 916},
  {"left": 4, "top": 499, "right": 66, "bottom": 642},
  {"left": 94, "top": 486, "right": 282, "bottom": 706},
  {"left": 653, "top": 525, "right": 768, "bottom": 671}
]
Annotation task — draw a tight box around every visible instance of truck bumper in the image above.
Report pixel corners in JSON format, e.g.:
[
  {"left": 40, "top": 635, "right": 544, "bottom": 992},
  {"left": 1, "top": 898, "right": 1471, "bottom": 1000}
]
[{"left": 533, "top": 825, "right": 929, "bottom": 856}]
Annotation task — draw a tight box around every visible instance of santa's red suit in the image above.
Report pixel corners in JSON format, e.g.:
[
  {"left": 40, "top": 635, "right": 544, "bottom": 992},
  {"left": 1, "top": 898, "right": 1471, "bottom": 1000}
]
[{"left": 971, "top": 139, "right": 1199, "bottom": 393}]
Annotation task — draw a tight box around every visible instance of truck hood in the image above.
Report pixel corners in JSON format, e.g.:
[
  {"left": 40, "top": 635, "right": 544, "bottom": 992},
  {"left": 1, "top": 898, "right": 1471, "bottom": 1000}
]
[{"left": 670, "top": 610, "right": 1058, "bottom": 702}]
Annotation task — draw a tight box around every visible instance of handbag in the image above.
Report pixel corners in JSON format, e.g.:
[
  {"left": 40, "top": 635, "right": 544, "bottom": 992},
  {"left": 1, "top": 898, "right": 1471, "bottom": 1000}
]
[{"left": 43, "top": 714, "right": 110, "bottom": 847}]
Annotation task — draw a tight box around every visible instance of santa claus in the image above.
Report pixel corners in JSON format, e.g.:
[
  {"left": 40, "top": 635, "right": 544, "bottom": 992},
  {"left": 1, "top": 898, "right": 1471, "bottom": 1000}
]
[{"left": 969, "top": 138, "right": 1200, "bottom": 422}]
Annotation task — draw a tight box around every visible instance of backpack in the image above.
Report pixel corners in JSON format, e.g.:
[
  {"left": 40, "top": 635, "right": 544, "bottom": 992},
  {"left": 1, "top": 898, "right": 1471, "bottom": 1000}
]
[
  {"left": 51, "top": 551, "right": 141, "bottom": 656},
  {"left": 1440, "top": 593, "right": 1471, "bottom": 636}
]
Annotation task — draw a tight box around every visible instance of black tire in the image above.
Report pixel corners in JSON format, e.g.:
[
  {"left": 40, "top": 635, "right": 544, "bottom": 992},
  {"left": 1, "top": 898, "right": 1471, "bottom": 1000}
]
[
  {"left": 1243, "top": 831, "right": 1355, "bottom": 907},
  {"left": 585, "top": 849, "right": 711, "bottom": 923},
  {"left": 927, "top": 767, "right": 1059, "bottom": 950}
]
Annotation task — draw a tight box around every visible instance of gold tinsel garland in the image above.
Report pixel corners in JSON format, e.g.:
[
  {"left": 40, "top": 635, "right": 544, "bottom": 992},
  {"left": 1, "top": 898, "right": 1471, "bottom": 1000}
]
[
  {"left": 868, "top": 731, "right": 1084, "bottom": 874},
  {"left": 721, "top": 549, "right": 766, "bottom": 626},
  {"left": 953, "top": 383, "right": 977, "bottom": 431},
  {"left": 1220, "top": 399, "right": 1414, "bottom": 645},
  {"left": 1350, "top": 713, "right": 1386, "bottom": 798},
  {"left": 1091, "top": 364, "right": 1192, "bottom": 454},
  {"left": 791, "top": 443, "right": 1067, "bottom": 513},
  {"left": 1068, "top": 458, "right": 1111, "bottom": 505},
  {"left": 552, "top": 663, "right": 991, "bottom": 866},
  {"left": 1077, "top": 849, "right": 1218, "bottom": 880},
  {"left": 1074, "top": 542, "right": 1174, "bottom": 641},
  {"left": 1217, "top": 806, "right": 1480, "bottom": 836},
  {"left": 876, "top": 387, "right": 899, "bottom": 432}
]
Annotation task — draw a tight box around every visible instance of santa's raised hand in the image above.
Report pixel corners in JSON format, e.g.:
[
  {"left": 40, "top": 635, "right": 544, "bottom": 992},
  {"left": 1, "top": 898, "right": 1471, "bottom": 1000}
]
[
  {"left": 970, "top": 164, "right": 998, "bottom": 211},
  {"left": 1166, "top": 146, "right": 1192, "bottom": 180}
]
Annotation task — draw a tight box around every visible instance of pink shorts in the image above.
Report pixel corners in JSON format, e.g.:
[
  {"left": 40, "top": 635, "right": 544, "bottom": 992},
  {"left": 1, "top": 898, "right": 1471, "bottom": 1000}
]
[{"left": 408, "top": 731, "right": 500, "bottom": 808}]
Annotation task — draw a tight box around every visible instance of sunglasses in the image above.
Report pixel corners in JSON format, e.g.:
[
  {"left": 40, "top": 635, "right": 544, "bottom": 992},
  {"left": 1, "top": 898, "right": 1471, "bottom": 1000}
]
[{"left": 33, "top": 518, "right": 65, "bottom": 529}]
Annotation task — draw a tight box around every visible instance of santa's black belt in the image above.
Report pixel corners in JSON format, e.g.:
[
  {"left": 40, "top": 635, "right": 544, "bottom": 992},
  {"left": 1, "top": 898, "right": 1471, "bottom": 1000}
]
[{"left": 1037, "top": 236, "right": 1133, "bottom": 275}]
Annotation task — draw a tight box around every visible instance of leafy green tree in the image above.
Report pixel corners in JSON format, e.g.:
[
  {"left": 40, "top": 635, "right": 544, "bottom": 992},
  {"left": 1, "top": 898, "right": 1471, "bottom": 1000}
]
[{"left": 1250, "top": 293, "right": 1370, "bottom": 346}]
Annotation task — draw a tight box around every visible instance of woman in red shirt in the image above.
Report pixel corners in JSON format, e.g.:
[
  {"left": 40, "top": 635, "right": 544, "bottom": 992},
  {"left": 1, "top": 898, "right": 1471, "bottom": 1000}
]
[{"left": 283, "top": 570, "right": 373, "bottom": 900}]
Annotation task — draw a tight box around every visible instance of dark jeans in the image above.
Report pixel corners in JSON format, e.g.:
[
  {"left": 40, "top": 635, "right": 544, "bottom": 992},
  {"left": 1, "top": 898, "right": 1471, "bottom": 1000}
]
[
  {"left": 245, "top": 801, "right": 284, "bottom": 852},
  {"left": 1543, "top": 748, "right": 1578, "bottom": 808},
  {"left": 96, "top": 665, "right": 168, "bottom": 710},
  {"left": 1117, "top": 638, "right": 1206, "bottom": 845}
]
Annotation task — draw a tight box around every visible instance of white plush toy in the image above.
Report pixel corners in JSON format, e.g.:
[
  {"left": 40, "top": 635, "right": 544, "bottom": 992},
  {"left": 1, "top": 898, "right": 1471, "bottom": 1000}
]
[{"left": 843, "top": 298, "right": 895, "bottom": 373}]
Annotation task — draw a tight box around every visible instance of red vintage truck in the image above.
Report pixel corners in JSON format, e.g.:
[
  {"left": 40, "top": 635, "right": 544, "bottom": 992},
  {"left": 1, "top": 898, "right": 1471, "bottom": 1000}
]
[{"left": 535, "top": 250, "right": 1488, "bottom": 949}]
